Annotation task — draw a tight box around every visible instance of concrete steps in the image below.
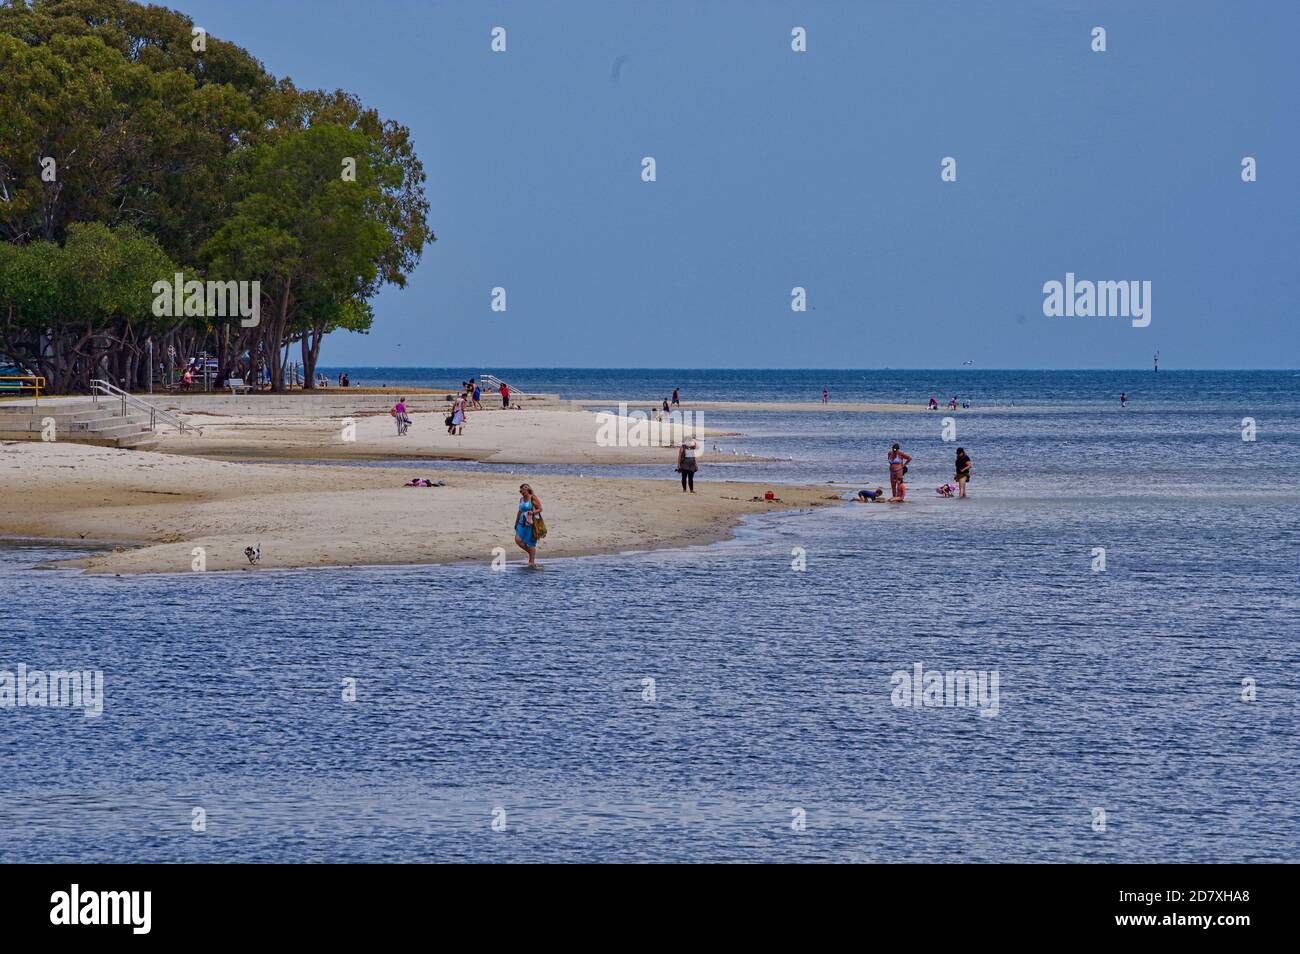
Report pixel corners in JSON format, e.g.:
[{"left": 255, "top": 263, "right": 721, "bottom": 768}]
[{"left": 0, "top": 404, "right": 157, "bottom": 450}]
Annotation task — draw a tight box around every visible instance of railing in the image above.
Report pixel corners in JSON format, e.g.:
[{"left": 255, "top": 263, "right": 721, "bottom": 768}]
[
  {"left": 0, "top": 375, "right": 45, "bottom": 404},
  {"left": 88, "top": 379, "right": 200, "bottom": 435},
  {"left": 479, "top": 373, "right": 527, "bottom": 399}
]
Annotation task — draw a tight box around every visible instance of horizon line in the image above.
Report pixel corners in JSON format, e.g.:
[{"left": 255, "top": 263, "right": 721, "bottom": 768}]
[{"left": 311, "top": 365, "right": 1298, "bottom": 372}]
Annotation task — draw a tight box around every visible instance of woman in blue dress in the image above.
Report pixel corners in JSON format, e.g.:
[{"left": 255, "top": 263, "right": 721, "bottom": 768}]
[{"left": 513, "top": 483, "right": 543, "bottom": 567}]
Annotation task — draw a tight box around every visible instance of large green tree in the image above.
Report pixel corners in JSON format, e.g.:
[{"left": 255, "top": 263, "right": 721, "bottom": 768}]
[
  {"left": 0, "top": 221, "right": 176, "bottom": 391},
  {"left": 0, "top": 0, "right": 431, "bottom": 392}
]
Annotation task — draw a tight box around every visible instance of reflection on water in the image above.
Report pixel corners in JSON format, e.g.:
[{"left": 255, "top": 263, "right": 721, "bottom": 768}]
[{"left": 2, "top": 371, "right": 1298, "bottom": 862}]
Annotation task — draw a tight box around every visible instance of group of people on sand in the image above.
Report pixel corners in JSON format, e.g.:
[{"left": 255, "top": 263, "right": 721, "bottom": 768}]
[
  {"left": 388, "top": 378, "right": 515, "bottom": 438},
  {"left": 928, "top": 395, "right": 969, "bottom": 411},
  {"left": 443, "top": 379, "right": 482, "bottom": 435},
  {"left": 506, "top": 435, "right": 971, "bottom": 572},
  {"left": 852, "top": 442, "right": 972, "bottom": 503}
]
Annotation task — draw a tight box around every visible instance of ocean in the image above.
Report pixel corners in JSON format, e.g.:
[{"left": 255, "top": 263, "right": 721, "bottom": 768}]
[{"left": 2, "top": 369, "right": 1297, "bottom": 862}]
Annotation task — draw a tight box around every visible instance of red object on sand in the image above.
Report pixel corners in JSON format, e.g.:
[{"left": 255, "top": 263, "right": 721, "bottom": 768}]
[{"left": 764, "top": 491, "right": 775, "bottom": 500}]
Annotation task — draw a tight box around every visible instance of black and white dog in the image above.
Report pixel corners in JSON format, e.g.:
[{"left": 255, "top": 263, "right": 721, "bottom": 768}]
[{"left": 244, "top": 544, "right": 261, "bottom": 565}]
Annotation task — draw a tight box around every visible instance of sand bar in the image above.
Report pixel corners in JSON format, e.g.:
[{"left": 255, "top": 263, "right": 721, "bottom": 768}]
[
  {"left": 0, "top": 441, "right": 838, "bottom": 574},
  {"left": 155, "top": 405, "right": 752, "bottom": 464}
]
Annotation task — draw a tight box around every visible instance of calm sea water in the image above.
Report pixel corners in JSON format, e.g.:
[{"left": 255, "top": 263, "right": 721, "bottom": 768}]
[{"left": 2, "top": 370, "right": 1297, "bottom": 863}]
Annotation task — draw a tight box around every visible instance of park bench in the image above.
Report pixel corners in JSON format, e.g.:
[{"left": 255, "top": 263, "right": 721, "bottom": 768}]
[{"left": 227, "top": 377, "right": 254, "bottom": 395}]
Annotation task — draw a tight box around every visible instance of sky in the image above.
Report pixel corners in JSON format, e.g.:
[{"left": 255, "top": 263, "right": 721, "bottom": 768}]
[{"left": 175, "top": 0, "right": 1299, "bottom": 369}]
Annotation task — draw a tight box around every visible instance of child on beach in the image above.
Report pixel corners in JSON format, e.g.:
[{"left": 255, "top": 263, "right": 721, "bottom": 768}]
[
  {"left": 853, "top": 487, "right": 886, "bottom": 502},
  {"left": 936, "top": 482, "right": 956, "bottom": 497},
  {"left": 889, "top": 478, "right": 907, "bottom": 503},
  {"left": 500, "top": 382, "right": 510, "bottom": 408}
]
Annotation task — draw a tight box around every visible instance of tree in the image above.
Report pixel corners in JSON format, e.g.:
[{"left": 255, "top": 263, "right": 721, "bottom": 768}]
[
  {"left": 0, "top": 221, "right": 175, "bottom": 391},
  {"left": 204, "top": 124, "right": 424, "bottom": 391},
  {"left": 0, "top": 0, "right": 432, "bottom": 392}
]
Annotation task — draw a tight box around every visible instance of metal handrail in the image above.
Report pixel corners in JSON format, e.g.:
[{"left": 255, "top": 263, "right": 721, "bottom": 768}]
[
  {"left": 479, "top": 373, "right": 527, "bottom": 399},
  {"left": 88, "top": 379, "right": 200, "bottom": 435},
  {"left": 0, "top": 375, "right": 45, "bottom": 404}
]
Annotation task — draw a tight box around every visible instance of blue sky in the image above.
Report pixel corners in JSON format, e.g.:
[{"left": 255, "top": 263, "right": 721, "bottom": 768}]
[{"left": 178, "top": 0, "right": 1299, "bottom": 368}]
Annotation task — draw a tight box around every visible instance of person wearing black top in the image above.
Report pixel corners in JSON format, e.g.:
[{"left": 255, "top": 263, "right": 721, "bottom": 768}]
[{"left": 954, "top": 448, "right": 972, "bottom": 498}]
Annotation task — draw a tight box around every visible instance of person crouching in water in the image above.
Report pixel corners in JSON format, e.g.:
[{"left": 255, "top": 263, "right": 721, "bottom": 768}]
[
  {"left": 889, "top": 476, "right": 908, "bottom": 503},
  {"left": 677, "top": 439, "right": 699, "bottom": 493},
  {"left": 514, "top": 483, "right": 543, "bottom": 567}
]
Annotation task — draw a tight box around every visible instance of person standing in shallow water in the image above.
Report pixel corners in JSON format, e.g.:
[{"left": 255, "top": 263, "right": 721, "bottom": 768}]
[
  {"left": 888, "top": 443, "right": 912, "bottom": 497},
  {"left": 514, "top": 483, "right": 543, "bottom": 566},
  {"left": 677, "top": 438, "right": 699, "bottom": 493},
  {"left": 954, "top": 447, "right": 972, "bottom": 498}
]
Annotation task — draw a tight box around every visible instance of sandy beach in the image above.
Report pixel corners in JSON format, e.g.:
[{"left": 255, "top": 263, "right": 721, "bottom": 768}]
[
  {"left": 0, "top": 422, "right": 837, "bottom": 573},
  {"left": 155, "top": 404, "right": 755, "bottom": 464}
]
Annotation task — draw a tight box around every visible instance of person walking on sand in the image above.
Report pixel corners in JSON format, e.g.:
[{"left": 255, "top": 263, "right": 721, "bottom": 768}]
[
  {"left": 677, "top": 438, "right": 700, "bottom": 493},
  {"left": 888, "top": 443, "right": 912, "bottom": 497},
  {"left": 822, "top": 386, "right": 829, "bottom": 404},
  {"left": 954, "top": 446, "right": 972, "bottom": 498},
  {"left": 499, "top": 381, "right": 510, "bottom": 409},
  {"left": 449, "top": 393, "right": 467, "bottom": 436},
  {"left": 514, "top": 483, "right": 543, "bottom": 567},
  {"left": 672, "top": 387, "right": 680, "bottom": 407},
  {"left": 393, "top": 397, "right": 411, "bottom": 436},
  {"left": 472, "top": 381, "right": 482, "bottom": 409}
]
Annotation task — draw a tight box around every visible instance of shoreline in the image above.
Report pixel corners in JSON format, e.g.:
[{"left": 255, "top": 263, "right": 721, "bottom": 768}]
[
  {"left": 0, "top": 440, "right": 840, "bottom": 575},
  {"left": 0, "top": 396, "right": 937, "bottom": 575}
]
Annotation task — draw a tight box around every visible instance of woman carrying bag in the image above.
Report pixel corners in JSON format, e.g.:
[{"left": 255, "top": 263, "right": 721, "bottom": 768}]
[{"left": 676, "top": 439, "right": 700, "bottom": 493}]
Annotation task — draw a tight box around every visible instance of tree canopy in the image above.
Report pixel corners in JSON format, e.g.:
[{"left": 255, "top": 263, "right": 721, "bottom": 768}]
[{"left": 0, "top": 0, "right": 432, "bottom": 391}]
